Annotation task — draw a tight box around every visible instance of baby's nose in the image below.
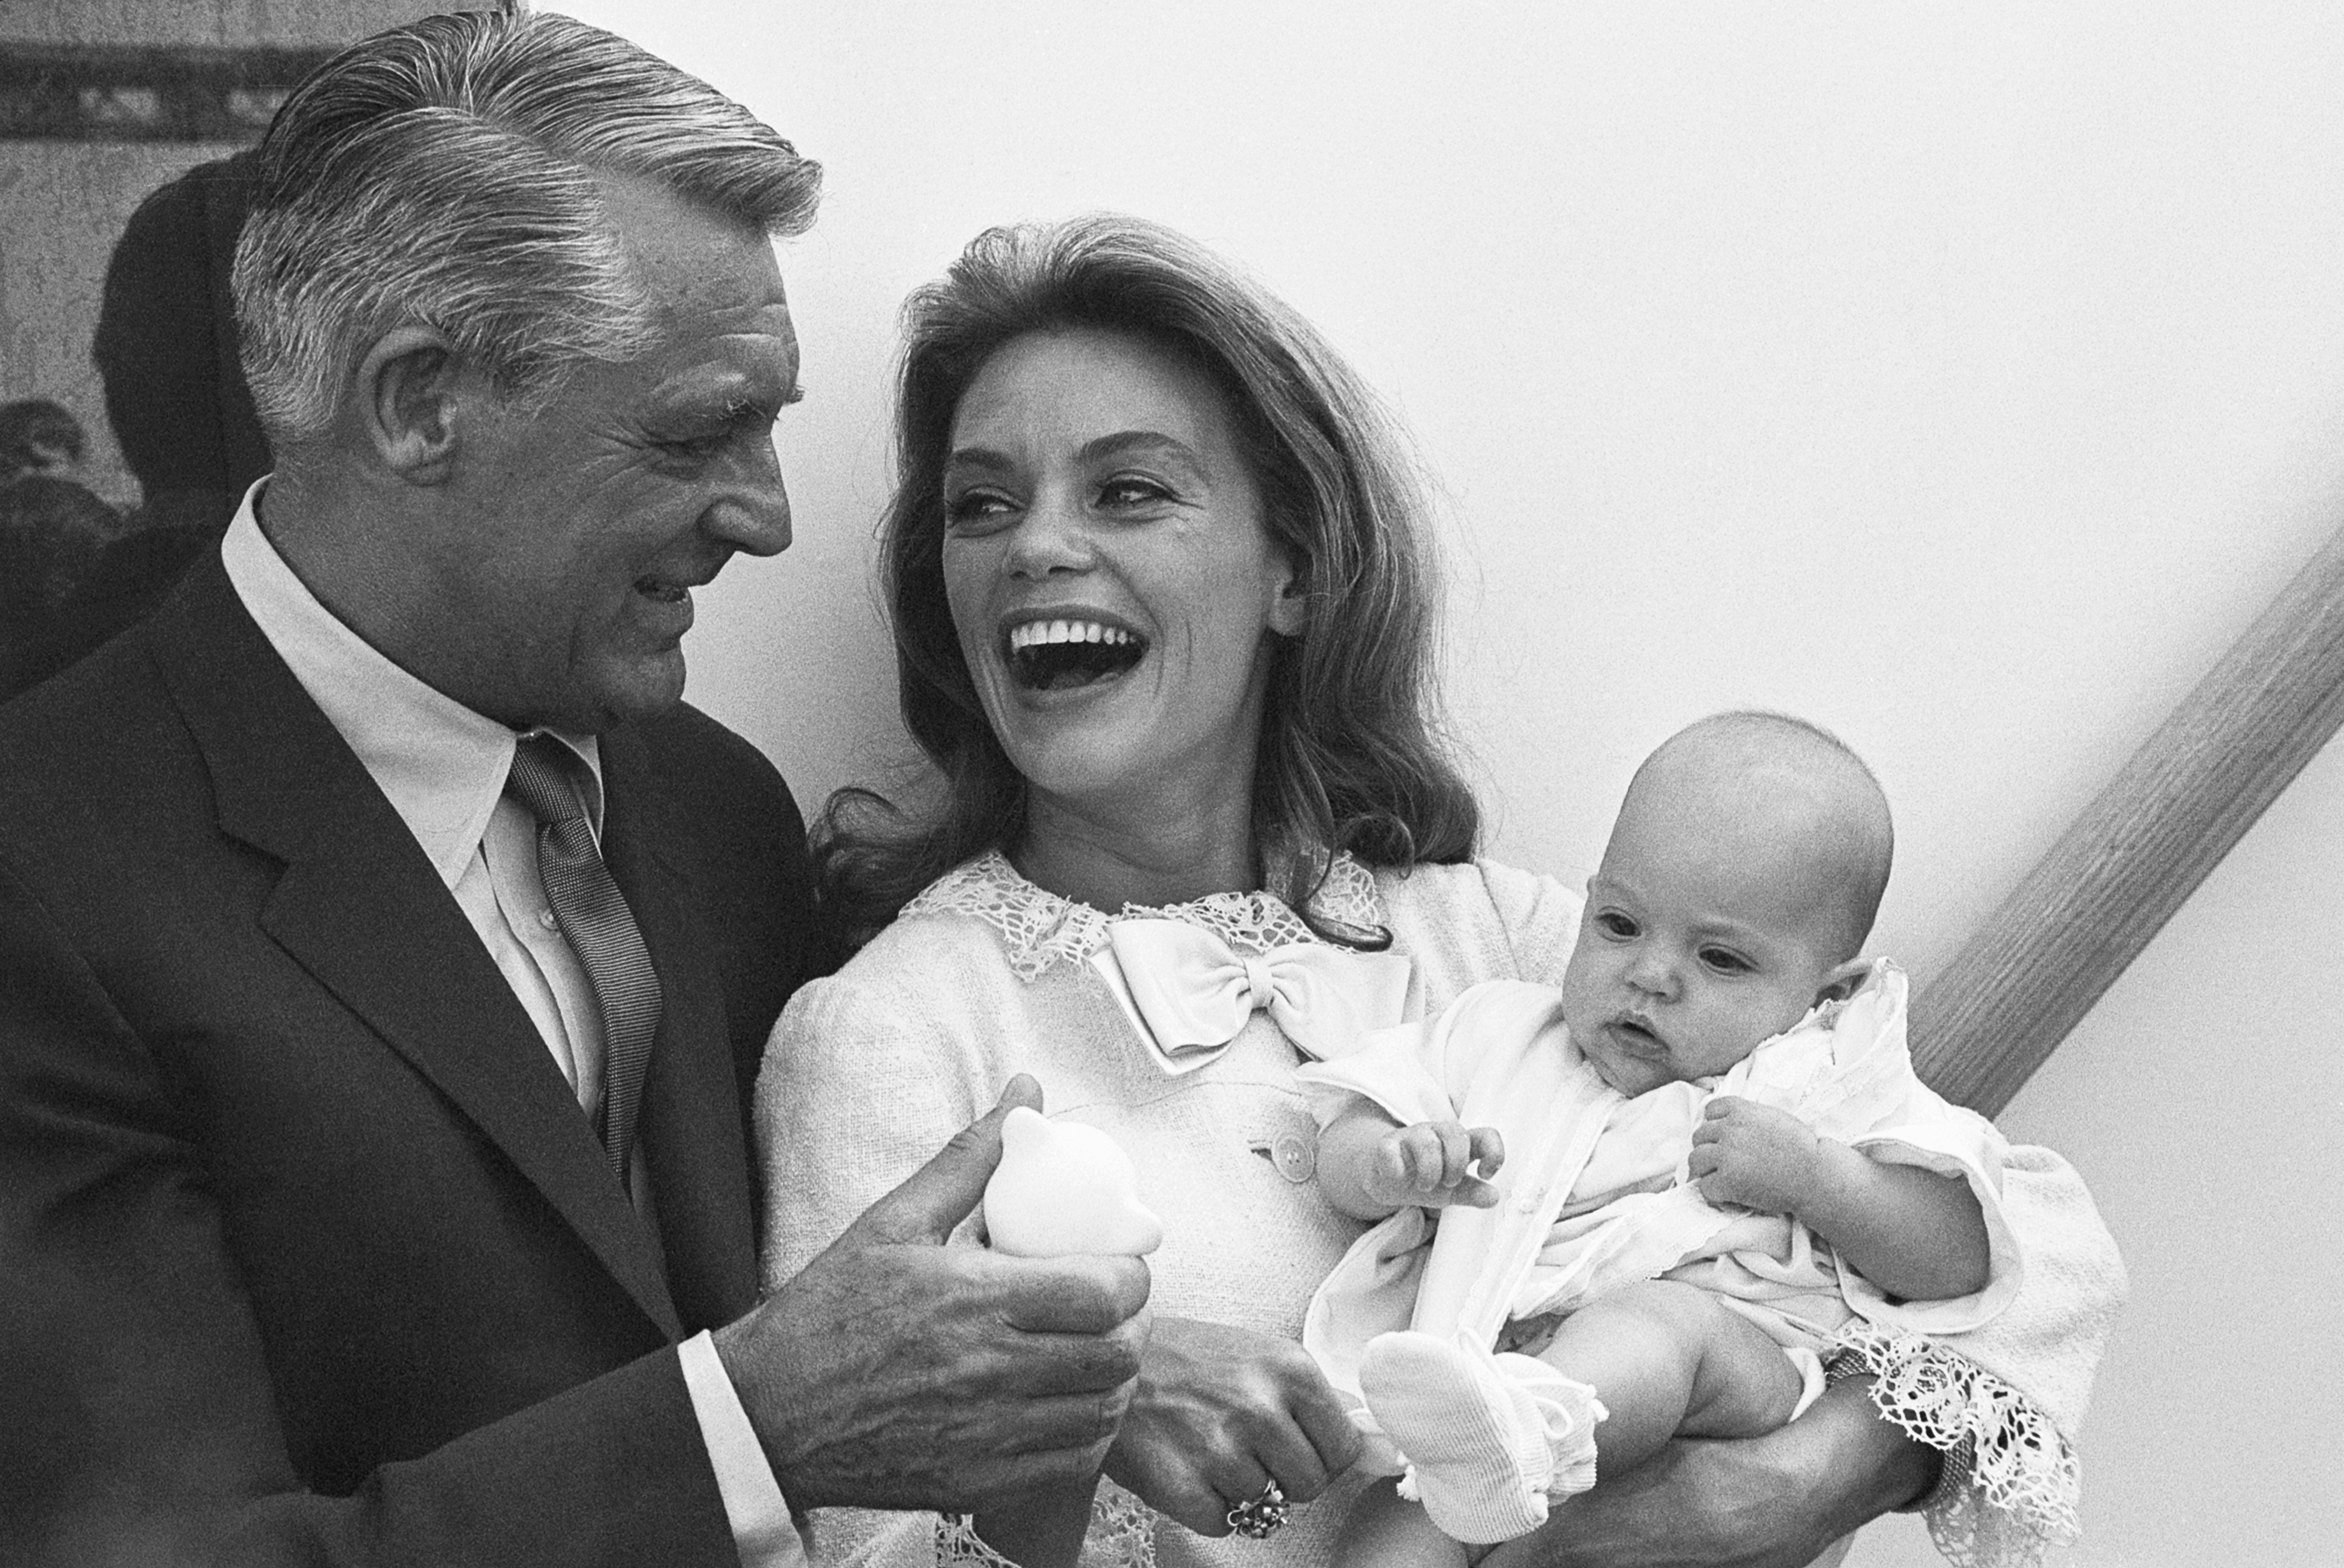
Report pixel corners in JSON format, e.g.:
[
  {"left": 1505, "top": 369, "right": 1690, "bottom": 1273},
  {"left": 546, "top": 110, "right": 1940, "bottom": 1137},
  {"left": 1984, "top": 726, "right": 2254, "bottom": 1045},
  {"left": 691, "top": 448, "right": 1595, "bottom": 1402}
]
[{"left": 1626, "top": 955, "right": 1676, "bottom": 996}]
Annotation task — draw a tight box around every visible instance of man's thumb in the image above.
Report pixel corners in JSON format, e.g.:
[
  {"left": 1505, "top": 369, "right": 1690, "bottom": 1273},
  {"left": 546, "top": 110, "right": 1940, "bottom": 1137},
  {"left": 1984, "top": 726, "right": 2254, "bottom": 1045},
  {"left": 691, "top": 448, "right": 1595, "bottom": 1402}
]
[{"left": 846, "top": 1074, "right": 1044, "bottom": 1245}]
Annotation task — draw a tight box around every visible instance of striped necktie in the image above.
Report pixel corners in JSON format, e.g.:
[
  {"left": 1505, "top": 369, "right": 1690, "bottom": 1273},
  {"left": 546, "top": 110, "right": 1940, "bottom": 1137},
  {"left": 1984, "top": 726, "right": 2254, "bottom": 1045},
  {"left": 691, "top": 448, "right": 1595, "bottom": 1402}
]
[{"left": 503, "top": 734, "right": 661, "bottom": 1187}]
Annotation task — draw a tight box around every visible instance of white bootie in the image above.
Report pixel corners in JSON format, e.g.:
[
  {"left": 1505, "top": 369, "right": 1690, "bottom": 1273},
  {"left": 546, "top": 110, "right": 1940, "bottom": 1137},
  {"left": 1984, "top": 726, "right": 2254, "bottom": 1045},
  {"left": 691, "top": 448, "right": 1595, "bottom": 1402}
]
[{"left": 1358, "top": 1329, "right": 1607, "bottom": 1544}]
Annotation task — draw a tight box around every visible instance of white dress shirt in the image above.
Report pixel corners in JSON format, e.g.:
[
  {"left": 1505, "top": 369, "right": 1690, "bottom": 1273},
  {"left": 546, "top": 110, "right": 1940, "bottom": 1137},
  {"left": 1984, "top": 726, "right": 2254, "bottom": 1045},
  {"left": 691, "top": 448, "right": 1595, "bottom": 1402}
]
[{"left": 222, "top": 485, "right": 805, "bottom": 1567}]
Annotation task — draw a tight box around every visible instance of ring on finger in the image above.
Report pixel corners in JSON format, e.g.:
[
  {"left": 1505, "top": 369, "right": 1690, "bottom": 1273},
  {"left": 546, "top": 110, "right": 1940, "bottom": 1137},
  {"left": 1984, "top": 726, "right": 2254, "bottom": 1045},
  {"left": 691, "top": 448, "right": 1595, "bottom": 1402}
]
[{"left": 1225, "top": 1479, "right": 1289, "bottom": 1539}]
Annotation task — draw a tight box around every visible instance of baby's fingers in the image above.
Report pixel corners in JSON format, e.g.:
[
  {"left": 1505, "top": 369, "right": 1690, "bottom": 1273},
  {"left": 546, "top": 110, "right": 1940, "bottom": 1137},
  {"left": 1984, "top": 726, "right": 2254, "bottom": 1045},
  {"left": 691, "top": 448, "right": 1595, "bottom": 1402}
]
[
  {"left": 1432, "top": 1122, "right": 1477, "bottom": 1188},
  {"left": 1399, "top": 1127, "right": 1453, "bottom": 1192},
  {"left": 1439, "top": 1174, "right": 1503, "bottom": 1210},
  {"left": 1467, "top": 1126, "right": 1505, "bottom": 1178}
]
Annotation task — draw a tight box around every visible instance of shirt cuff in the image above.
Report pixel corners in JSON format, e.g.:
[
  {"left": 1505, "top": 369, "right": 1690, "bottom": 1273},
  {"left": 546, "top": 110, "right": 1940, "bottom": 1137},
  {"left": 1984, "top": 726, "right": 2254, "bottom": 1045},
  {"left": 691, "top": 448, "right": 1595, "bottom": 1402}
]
[{"left": 677, "top": 1329, "right": 808, "bottom": 1568}]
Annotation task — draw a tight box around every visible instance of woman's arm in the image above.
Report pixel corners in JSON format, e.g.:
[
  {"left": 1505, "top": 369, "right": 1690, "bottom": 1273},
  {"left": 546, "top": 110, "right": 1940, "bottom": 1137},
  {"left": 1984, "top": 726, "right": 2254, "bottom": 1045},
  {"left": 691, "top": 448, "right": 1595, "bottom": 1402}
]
[
  {"left": 1483, "top": 1379, "right": 1938, "bottom": 1568},
  {"left": 972, "top": 1476, "right": 1101, "bottom": 1567}
]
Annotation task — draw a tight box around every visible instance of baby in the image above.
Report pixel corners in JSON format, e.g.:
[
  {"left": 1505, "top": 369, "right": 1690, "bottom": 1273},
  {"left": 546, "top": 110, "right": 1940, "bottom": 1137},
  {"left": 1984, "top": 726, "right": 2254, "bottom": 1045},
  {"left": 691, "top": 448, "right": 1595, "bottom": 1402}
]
[{"left": 1301, "top": 712, "right": 2018, "bottom": 1562}]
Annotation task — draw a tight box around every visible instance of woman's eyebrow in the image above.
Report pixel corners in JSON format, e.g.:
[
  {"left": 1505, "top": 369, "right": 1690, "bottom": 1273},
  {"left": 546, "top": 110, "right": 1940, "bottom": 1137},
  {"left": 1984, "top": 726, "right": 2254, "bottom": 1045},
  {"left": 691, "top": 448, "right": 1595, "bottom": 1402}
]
[
  {"left": 1076, "top": 430, "right": 1202, "bottom": 467},
  {"left": 944, "top": 446, "right": 1016, "bottom": 475}
]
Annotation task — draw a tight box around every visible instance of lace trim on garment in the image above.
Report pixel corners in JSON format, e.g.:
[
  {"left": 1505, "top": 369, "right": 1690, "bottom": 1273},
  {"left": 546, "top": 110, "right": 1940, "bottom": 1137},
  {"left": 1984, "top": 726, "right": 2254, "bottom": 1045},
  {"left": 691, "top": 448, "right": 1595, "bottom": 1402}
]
[
  {"left": 901, "top": 849, "right": 1386, "bottom": 983},
  {"left": 1833, "top": 1321, "right": 2082, "bottom": 1568},
  {"left": 934, "top": 1483, "right": 1159, "bottom": 1567}
]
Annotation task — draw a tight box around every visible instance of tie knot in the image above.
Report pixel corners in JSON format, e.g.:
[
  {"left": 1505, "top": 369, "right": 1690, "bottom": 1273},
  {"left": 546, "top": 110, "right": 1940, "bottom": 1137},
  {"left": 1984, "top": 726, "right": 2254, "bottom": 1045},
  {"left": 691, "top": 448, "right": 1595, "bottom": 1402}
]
[{"left": 504, "top": 735, "right": 590, "bottom": 829}]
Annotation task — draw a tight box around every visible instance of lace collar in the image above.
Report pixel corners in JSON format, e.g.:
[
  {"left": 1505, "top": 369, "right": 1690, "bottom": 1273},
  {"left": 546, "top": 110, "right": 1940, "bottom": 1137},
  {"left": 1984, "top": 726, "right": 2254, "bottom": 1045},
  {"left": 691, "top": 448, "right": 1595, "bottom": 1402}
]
[{"left": 901, "top": 849, "right": 1388, "bottom": 983}]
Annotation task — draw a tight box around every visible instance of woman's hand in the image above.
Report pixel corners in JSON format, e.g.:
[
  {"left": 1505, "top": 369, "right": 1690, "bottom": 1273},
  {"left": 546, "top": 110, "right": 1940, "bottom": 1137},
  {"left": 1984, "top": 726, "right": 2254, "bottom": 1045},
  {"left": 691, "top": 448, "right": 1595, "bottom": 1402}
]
[
  {"left": 1102, "top": 1315, "right": 1362, "bottom": 1535},
  {"left": 1478, "top": 1379, "right": 1940, "bottom": 1568}
]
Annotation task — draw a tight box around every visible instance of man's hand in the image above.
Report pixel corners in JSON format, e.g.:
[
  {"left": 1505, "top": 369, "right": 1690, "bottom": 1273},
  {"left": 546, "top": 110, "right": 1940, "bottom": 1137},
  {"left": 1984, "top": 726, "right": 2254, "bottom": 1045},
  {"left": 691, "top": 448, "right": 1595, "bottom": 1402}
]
[
  {"left": 1359, "top": 1120, "right": 1505, "bottom": 1212},
  {"left": 715, "top": 1076, "right": 1152, "bottom": 1513},
  {"left": 1479, "top": 1379, "right": 1940, "bottom": 1568},
  {"left": 1103, "top": 1315, "right": 1362, "bottom": 1536},
  {"left": 1688, "top": 1097, "right": 1822, "bottom": 1216}
]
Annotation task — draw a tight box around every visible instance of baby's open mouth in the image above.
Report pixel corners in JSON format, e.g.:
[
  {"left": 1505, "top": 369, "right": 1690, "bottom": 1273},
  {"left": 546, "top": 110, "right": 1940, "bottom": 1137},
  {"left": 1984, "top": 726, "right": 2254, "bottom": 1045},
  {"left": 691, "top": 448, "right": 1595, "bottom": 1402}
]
[
  {"left": 1006, "top": 619, "right": 1146, "bottom": 691},
  {"left": 1609, "top": 1015, "right": 1665, "bottom": 1053}
]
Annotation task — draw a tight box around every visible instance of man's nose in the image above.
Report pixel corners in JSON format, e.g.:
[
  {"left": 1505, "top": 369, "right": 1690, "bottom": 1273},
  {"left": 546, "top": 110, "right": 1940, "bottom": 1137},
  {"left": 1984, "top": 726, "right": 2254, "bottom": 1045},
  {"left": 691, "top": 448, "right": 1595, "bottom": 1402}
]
[
  {"left": 1004, "top": 487, "right": 1090, "bottom": 578},
  {"left": 706, "top": 431, "right": 792, "bottom": 557}
]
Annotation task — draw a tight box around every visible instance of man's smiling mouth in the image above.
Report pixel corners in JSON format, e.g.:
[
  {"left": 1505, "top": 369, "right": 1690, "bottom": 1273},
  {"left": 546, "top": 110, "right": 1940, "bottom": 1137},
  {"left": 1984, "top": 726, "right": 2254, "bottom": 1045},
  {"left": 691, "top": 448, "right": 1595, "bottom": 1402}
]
[
  {"left": 634, "top": 575, "right": 692, "bottom": 605},
  {"left": 1005, "top": 619, "right": 1147, "bottom": 691}
]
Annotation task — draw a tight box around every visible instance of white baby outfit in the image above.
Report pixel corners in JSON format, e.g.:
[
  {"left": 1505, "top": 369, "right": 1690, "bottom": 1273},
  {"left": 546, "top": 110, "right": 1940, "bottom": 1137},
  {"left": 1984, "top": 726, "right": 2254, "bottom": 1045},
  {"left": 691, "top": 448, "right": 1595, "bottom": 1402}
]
[{"left": 1297, "top": 962, "right": 2022, "bottom": 1543}]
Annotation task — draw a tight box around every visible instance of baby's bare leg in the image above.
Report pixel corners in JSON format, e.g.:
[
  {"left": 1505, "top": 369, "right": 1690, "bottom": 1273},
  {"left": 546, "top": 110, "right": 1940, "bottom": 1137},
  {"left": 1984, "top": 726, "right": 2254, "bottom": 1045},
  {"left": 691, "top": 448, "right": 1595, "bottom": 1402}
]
[
  {"left": 1335, "top": 1476, "right": 1478, "bottom": 1568},
  {"left": 1539, "top": 1279, "right": 1805, "bottom": 1477}
]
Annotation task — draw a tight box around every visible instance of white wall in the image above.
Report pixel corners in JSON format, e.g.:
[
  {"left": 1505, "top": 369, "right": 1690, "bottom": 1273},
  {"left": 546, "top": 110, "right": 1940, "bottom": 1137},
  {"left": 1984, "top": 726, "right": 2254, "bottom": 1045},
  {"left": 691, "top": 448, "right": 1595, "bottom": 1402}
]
[{"left": 556, "top": 4, "right": 2344, "bottom": 1562}]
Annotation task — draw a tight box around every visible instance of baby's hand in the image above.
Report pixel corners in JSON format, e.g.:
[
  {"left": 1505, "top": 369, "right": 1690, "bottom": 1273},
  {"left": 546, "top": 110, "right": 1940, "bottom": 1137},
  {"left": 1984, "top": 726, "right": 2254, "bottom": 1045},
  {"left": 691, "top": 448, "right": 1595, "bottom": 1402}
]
[
  {"left": 1362, "top": 1120, "right": 1505, "bottom": 1211},
  {"left": 1688, "top": 1097, "right": 1820, "bottom": 1216}
]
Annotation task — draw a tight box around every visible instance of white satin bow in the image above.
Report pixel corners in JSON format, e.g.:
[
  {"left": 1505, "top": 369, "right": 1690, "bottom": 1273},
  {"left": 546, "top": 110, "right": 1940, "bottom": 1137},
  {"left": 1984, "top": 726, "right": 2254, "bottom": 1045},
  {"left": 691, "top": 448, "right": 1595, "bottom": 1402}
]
[{"left": 1091, "top": 917, "right": 1413, "bottom": 1073}]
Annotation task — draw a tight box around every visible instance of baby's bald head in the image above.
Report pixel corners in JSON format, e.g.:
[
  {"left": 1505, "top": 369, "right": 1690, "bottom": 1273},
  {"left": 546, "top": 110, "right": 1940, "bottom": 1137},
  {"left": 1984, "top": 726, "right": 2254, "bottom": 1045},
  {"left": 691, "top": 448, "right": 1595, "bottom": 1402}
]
[{"left": 1618, "top": 712, "right": 1893, "bottom": 964}]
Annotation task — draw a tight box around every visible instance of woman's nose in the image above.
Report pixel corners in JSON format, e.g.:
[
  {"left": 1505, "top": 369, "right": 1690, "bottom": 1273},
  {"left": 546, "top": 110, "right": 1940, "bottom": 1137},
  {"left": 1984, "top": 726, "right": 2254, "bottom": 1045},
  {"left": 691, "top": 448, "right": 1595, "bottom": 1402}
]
[{"left": 1004, "top": 488, "right": 1090, "bottom": 578}]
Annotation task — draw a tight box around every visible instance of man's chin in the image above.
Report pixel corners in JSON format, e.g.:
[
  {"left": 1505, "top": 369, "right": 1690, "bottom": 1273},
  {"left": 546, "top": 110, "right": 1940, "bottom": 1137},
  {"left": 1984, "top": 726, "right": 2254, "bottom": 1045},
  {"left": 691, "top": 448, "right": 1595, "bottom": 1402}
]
[{"left": 556, "top": 652, "right": 689, "bottom": 733}]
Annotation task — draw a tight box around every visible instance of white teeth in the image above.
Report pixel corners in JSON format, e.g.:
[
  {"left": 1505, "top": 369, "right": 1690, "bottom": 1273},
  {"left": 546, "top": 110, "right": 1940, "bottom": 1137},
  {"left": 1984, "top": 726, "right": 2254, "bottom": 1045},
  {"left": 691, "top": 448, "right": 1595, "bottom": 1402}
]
[{"left": 1008, "top": 620, "right": 1134, "bottom": 651}]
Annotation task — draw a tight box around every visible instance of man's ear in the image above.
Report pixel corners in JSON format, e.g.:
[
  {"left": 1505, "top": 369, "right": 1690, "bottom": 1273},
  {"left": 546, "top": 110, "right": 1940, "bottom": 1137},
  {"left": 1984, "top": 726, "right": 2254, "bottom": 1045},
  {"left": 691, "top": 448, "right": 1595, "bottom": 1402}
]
[
  {"left": 353, "top": 326, "right": 473, "bottom": 484},
  {"left": 1813, "top": 957, "right": 1872, "bottom": 1006}
]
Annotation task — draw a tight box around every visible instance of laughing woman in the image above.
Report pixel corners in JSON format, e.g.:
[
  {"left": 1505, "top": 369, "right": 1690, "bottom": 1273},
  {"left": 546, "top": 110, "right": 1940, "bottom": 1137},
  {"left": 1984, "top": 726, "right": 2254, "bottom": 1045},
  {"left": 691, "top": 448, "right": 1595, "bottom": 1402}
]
[{"left": 754, "top": 216, "right": 2118, "bottom": 1568}]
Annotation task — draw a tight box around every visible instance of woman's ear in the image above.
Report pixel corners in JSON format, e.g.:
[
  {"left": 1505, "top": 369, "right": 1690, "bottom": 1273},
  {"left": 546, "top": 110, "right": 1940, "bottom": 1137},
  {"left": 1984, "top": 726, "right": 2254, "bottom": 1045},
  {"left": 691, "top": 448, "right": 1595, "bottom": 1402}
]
[
  {"left": 1267, "top": 561, "right": 1309, "bottom": 638},
  {"left": 354, "top": 326, "right": 470, "bottom": 485},
  {"left": 1813, "top": 958, "right": 1872, "bottom": 1006}
]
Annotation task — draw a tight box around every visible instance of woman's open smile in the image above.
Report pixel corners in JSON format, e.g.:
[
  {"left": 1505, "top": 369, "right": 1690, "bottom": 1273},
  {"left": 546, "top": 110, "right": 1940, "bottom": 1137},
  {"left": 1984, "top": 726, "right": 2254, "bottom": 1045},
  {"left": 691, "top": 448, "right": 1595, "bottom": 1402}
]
[{"left": 1001, "top": 610, "right": 1147, "bottom": 692}]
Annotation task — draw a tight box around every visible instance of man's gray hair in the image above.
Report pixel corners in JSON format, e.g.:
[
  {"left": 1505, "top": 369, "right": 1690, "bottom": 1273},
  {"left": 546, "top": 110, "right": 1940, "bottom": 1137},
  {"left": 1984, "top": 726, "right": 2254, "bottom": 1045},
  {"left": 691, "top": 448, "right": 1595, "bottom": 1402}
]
[{"left": 231, "top": 8, "right": 821, "bottom": 444}]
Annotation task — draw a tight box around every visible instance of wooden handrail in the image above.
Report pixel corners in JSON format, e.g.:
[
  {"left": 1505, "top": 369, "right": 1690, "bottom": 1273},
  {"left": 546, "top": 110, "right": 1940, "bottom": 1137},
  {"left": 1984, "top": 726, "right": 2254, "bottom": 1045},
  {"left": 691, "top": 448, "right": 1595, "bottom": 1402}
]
[{"left": 1911, "top": 520, "right": 2344, "bottom": 1115}]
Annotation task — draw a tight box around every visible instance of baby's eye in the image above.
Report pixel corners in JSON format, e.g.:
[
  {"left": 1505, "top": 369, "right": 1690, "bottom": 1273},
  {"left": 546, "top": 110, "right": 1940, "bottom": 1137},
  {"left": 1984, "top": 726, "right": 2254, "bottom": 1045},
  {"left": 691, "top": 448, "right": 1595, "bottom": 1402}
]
[
  {"left": 1594, "top": 911, "right": 1639, "bottom": 940},
  {"left": 1699, "top": 948, "right": 1754, "bottom": 976}
]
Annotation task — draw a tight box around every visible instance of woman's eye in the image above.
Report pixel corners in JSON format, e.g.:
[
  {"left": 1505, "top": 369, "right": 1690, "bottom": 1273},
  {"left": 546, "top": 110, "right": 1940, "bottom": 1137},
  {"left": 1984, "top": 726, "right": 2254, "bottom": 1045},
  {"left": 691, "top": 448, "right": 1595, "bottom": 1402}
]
[
  {"left": 1097, "top": 476, "right": 1172, "bottom": 509},
  {"left": 1699, "top": 948, "right": 1753, "bottom": 975},
  {"left": 944, "top": 491, "right": 1018, "bottom": 534},
  {"left": 1595, "top": 912, "right": 1638, "bottom": 939}
]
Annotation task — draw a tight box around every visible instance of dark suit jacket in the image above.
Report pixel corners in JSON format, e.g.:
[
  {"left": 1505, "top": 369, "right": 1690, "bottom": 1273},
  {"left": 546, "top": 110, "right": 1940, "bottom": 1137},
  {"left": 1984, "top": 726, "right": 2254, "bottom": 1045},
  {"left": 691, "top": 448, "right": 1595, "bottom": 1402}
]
[{"left": 0, "top": 551, "right": 823, "bottom": 1566}]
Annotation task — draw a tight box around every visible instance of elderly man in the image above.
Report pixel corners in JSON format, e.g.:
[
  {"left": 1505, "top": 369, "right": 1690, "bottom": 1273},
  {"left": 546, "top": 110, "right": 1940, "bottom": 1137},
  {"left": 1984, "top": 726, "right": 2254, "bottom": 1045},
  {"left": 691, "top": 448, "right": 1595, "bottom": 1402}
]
[{"left": 0, "top": 12, "right": 1145, "bottom": 1567}]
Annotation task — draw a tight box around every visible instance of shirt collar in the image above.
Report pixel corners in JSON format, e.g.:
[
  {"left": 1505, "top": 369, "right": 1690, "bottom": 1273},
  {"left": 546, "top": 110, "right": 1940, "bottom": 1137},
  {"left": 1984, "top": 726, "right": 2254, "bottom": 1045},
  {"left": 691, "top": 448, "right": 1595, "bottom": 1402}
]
[{"left": 221, "top": 479, "right": 603, "bottom": 889}]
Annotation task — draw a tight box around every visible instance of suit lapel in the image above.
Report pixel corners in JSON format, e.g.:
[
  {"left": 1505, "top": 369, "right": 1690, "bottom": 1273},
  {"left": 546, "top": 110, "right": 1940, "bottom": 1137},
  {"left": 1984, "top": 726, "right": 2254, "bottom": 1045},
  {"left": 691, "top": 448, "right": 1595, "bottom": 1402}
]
[
  {"left": 600, "top": 726, "right": 759, "bottom": 1330},
  {"left": 149, "top": 555, "right": 682, "bottom": 1339}
]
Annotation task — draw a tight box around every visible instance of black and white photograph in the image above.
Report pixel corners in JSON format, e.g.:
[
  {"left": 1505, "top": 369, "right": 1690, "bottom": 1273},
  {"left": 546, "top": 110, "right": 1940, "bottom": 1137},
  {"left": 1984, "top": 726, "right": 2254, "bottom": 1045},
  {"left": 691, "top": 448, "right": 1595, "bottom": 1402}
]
[{"left": 2, "top": 3, "right": 2332, "bottom": 1565}]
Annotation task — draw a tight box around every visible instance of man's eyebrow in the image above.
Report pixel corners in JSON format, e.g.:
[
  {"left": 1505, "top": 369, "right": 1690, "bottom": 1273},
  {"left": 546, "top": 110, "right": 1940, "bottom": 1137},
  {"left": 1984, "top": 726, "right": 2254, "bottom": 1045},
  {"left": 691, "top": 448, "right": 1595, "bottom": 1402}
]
[{"left": 695, "top": 385, "right": 801, "bottom": 429}]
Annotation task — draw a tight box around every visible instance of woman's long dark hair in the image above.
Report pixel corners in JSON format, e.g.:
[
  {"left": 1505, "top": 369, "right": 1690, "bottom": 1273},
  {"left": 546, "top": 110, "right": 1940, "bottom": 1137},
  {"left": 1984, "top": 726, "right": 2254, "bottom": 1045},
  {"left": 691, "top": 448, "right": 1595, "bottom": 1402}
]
[{"left": 820, "top": 214, "right": 1478, "bottom": 949}]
